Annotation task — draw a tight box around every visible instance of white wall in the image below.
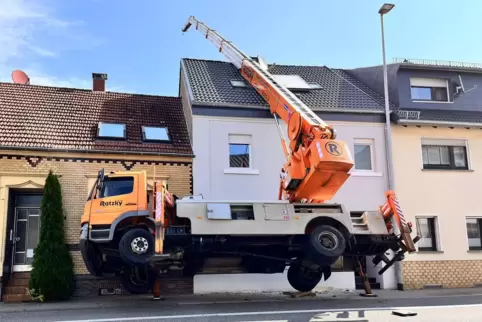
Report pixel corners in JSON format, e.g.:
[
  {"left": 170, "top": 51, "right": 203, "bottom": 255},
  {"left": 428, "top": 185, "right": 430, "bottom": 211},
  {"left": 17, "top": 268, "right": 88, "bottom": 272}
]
[
  {"left": 191, "top": 114, "right": 396, "bottom": 290},
  {"left": 194, "top": 271, "right": 355, "bottom": 294},
  {"left": 192, "top": 115, "right": 388, "bottom": 212}
]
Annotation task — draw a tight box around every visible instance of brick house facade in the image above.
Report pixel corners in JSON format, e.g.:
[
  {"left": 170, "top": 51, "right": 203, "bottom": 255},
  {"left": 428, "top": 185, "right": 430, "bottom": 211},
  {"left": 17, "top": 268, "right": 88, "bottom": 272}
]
[{"left": 0, "top": 77, "right": 194, "bottom": 301}]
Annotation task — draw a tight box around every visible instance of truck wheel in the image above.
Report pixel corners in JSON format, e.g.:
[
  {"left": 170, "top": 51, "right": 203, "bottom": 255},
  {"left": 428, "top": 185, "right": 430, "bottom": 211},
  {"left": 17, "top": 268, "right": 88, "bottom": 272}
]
[
  {"left": 80, "top": 240, "right": 104, "bottom": 276},
  {"left": 119, "top": 228, "right": 154, "bottom": 265},
  {"left": 287, "top": 263, "right": 322, "bottom": 292},
  {"left": 306, "top": 225, "right": 346, "bottom": 264},
  {"left": 121, "top": 264, "right": 156, "bottom": 294}
]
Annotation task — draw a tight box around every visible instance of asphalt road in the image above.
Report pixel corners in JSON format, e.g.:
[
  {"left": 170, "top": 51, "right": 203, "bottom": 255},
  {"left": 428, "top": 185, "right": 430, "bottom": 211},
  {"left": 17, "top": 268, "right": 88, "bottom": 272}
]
[{"left": 1, "top": 293, "right": 482, "bottom": 322}]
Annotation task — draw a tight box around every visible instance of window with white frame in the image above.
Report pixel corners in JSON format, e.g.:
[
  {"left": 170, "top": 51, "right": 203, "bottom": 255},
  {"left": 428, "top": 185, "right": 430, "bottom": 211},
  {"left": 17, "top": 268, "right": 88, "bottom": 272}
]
[
  {"left": 228, "top": 134, "right": 252, "bottom": 168},
  {"left": 421, "top": 138, "right": 469, "bottom": 170},
  {"left": 97, "top": 122, "right": 126, "bottom": 139},
  {"left": 410, "top": 77, "right": 450, "bottom": 102},
  {"left": 466, "top": 217, "right": 482, "bottom": 250},
  {"left": 415, "top": 216, "right": 440, "bottom": 251},
  {"left": 142, "top": 126, "right": 170, "bottom": 142},
  {"left": 353, "top": 139, "right": 374, "bottom": 171}
]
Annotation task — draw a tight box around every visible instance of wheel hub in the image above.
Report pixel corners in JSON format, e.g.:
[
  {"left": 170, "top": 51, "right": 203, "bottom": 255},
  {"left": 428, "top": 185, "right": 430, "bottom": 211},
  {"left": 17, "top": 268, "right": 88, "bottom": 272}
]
[
  {"left": 318, "top": 231, "right": 338, "bottom": 249},
  {"left": 131, "top": 237, "right": 149, "bottom": 254}
]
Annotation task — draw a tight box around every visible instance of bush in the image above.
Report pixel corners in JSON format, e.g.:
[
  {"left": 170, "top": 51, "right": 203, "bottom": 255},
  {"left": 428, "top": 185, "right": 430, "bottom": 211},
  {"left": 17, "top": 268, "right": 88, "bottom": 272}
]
[{"left": 28, "top": 170, "right": 74, "bottom": 301}]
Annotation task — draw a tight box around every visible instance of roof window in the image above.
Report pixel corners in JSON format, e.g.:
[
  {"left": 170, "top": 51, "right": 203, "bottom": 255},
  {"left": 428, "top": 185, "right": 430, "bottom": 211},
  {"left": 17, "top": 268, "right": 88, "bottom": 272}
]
[
  {"left": 230, "top": 80, "right": 248, "bottom": 87},
  {"left": 273, "top": 75, "right": 322, "bottom": 91},
  {"left": 97, "top": 122, "right": 126, "bottom": 139},
  {"left": 142, "top": 126, "right": 170, "bottom": 142}
]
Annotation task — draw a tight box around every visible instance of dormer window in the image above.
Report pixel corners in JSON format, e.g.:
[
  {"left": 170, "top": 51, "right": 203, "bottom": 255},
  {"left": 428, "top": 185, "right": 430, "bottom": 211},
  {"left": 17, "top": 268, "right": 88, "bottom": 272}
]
[
  {"left": 97, "top": 122, "right": 126, "bottom": 139},
  {"left": 410, "top": 77, "right": 450, "bottom": 102},
  {"left": 142, "top": 126, "right": 170, "bottom": 142}
]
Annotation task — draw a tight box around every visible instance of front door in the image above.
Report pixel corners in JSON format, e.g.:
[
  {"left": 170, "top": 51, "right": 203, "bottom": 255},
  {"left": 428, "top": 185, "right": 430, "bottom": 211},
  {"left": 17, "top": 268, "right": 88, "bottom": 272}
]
[{"left": 12, "top": 195, "right": 42, "bottom": 272}]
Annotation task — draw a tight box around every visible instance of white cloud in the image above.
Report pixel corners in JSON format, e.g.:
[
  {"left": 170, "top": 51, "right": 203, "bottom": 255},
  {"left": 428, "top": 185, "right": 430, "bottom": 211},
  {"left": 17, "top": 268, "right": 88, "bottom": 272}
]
[{"left": 0, "top": 0, "right": 103, "bottom": 89}]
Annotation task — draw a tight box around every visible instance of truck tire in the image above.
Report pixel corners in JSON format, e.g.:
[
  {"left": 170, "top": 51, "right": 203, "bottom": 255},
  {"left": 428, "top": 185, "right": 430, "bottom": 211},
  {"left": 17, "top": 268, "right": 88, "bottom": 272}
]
[
  {"left": 306, "top": 225, "right": 346, "bottom": 264},
  {"left": 119, "top": 228, "right": 155, "bottom": 265},
  {"left": 80, "top": 240, "right": 104, "bottom": 276},
  {"left": 121, "top": 264, "right": 156, "bottom": 294},
  {"left": 287, "top": 263, "right": 322, "bottom": 292}
]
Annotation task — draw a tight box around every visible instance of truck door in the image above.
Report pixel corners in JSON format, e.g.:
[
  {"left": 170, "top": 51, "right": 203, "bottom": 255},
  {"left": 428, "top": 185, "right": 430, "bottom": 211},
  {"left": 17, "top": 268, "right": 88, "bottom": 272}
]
[{"left": 90, "top": 174, "right": 139, "bottom": 227}]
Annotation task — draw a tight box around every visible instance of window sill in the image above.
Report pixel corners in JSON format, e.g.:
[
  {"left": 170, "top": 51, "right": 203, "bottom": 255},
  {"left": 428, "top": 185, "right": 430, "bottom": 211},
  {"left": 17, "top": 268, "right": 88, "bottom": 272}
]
[
  {"left": 412, "top": 100, "right": 453, "bottom": 104},
  {"left": 224, "top": 168, "right": 260, "bottom": 175},
  {"left": 422, "top": 168, "right": 474, "bottom": 172},
  {"left": 416, "top": 250, "right": 444, "bottom": 254},
  {"left": 467, "top": 250, "right": 482, "bottom": 253},
  {"left": 350, "top": 171, "right": 383, "bottom": 177}
]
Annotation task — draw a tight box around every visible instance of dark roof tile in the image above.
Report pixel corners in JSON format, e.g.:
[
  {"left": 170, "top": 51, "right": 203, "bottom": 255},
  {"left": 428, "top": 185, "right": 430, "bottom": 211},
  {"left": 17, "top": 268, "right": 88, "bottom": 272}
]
[{"left": 182, "top": 58, "right": 395, "bottom": 111}]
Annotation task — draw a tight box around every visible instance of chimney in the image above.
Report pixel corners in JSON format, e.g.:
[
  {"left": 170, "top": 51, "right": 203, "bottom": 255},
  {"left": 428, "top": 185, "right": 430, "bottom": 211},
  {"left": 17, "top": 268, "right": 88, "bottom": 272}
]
[{"left": 92, "top": 73, "right": 108, "bottom": 91}]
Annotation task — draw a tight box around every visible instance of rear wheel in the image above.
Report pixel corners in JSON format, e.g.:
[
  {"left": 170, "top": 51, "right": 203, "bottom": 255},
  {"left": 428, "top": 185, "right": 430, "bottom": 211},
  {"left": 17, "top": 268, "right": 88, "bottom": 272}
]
[
  {"left": 119, "top": 228, "right": 155, "bottom": 265},
  {"left": 306, "top": 225, "right": 346, "bottom": 265},
  {"left": 287, "top": 262, "right": 322, "bottom": 292}
]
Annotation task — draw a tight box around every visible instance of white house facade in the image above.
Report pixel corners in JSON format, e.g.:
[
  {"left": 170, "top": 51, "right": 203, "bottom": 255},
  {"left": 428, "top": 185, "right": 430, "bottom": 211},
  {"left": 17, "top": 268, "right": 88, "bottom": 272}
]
[{"left": 179, "top": 58, "right": 399, "bottom": 292}]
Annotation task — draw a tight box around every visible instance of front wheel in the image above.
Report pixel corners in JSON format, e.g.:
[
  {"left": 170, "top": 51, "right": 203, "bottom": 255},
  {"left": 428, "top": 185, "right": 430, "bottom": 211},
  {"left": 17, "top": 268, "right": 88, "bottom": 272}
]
[{"left": 119, "top": 228, "right": 155, "bottom": 265}]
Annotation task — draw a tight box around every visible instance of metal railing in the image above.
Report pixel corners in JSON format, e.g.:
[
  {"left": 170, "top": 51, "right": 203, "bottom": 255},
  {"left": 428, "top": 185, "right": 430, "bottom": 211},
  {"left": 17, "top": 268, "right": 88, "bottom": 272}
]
[
  {"left": 393, "top": 58, "right": 482, "bottom": 69},
  {"left": 396, "top": 110, "right": 420, "bottom": 120}
]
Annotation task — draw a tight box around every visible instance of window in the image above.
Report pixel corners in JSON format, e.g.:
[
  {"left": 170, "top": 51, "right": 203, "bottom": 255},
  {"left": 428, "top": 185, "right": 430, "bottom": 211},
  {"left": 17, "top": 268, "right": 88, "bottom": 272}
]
[
  {"left": 415, "top": 217, "right": 439, "bottom": 251},
  {"left": 353, "top": 139, "right": 374, "bottom": 171},
  {"left": 142, "top": 126, "right": 170, "bottom": 142},
  {"left": 228, "top": 134, "right": 251, "bottom": 168},
  {"left": 308, "top": 82, "right": 322, "bottom": 89},
  {"left": 466, "top": 217, "right": 482, "bottom": 250},
  {"left": 97, "top": 122, "right": 126, "bottom": 139},
  {"left": 99, "top": 177, "right": 134, "bottom": 198},
  {"left": 273, "top": 74, "right": 312, "bottom": 91},
  {"left": 230, "top": 80, "right": 247, "bottom": 87},
  {"left": 410, "top": 77, "right": 449, "bottom": 102},
  {"left": 421, "top": 138, "right": 468, "bottom": 170}
]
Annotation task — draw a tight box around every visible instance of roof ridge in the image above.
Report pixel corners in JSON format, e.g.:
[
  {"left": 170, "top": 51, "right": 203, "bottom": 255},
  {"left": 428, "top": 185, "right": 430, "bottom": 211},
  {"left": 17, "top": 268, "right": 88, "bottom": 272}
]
[{"left": 0, "top": 82, "right": 180, "bottom": 100}]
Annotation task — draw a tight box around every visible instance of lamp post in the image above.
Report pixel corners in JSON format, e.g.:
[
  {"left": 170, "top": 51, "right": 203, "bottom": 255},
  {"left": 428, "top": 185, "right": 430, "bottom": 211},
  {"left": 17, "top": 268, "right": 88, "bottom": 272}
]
[{"left": 378, "top": 3, "right": 404, "bottom": 291}]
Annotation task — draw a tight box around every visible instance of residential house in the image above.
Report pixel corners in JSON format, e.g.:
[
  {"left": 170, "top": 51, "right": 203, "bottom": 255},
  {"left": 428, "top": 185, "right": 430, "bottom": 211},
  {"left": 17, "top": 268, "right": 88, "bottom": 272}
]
[
  {"left": 179, "top": 57, "right": 399, "bottom": 292},
  {"left": 347, "top": 58, "right": 482, "bottom": 289},
  {"left": 0, "top": 74, "right": 194, "bottom": 302}
]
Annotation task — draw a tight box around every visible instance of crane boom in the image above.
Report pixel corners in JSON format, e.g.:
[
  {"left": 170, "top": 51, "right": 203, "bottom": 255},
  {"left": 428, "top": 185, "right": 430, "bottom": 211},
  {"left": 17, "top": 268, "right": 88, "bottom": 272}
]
[{"left": 182, "top": 16, "right": 354, "bottom": 203}]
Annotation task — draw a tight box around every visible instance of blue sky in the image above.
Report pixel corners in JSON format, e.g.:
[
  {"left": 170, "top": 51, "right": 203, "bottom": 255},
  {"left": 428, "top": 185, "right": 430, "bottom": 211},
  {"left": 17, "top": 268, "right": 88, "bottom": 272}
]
[{"left": 2, "top": 0, "right": 481, "bottom": 96}]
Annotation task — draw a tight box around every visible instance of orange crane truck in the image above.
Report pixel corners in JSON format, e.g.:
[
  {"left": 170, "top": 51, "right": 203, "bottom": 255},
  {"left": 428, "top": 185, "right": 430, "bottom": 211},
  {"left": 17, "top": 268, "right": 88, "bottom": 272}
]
[{"left": 79, "top": 16, "right": 419, "bottom": 295}]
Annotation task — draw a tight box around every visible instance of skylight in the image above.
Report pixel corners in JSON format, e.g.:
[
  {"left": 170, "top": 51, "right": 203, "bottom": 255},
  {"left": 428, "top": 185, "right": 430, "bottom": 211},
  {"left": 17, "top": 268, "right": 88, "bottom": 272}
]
[
  {"left": 230, "top": 80, "right": 247, "bottom": 87},
  {"left": 142, "top": 126, "right": 170, "bottom": 142},
  {"left": 97, "top": 122, "right": 126, "bottom": 139},
  {"left": 273, "top": 75, "right": 313, "bottom": 91}
]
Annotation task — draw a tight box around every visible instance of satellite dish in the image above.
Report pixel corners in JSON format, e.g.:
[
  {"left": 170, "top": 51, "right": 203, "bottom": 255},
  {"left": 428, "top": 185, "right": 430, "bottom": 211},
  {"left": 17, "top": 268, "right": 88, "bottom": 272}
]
[{"left": 11, "top": 70, "right": 30, "bottom": 84}]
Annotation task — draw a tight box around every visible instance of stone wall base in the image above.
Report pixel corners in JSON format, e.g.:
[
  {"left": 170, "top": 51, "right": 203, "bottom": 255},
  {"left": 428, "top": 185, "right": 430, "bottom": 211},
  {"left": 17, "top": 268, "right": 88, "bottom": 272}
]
[{"left": 403, "top": 260, "right": 482, "bottom": 289}]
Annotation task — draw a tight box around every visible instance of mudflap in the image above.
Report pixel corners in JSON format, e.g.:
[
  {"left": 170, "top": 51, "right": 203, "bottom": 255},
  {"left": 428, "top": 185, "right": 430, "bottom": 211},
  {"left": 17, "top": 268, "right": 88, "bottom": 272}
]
[{"left": 322, "top": 265, "right": 332, "bottom": 281}]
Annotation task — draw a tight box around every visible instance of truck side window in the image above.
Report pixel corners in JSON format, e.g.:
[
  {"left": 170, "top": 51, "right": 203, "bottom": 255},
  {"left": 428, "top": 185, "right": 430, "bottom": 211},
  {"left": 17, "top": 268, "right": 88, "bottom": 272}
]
[{"left": 99, "top": 177, "right": 134, "bottom": 198}]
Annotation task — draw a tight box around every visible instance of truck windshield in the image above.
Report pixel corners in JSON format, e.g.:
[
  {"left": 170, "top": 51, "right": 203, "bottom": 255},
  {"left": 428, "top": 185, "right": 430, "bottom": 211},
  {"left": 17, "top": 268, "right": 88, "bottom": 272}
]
[{"left": 99, "top": 177, "right": 134, "bottom": 198}]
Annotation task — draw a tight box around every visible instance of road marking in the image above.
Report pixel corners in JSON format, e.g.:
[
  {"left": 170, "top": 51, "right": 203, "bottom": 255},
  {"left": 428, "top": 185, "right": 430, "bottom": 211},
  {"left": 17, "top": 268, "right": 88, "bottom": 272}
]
[
  {"left": 57, "top": 303, "right": 482, "bottom": 322},
  {"left": 177, "top": 299, "right": 285, "bottom": 305}
]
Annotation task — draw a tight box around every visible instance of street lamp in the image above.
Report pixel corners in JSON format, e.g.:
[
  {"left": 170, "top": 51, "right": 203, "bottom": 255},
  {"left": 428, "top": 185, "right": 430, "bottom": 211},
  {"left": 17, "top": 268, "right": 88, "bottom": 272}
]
[{"left": 378, "top": 3, "right": 404, "bottom": 291}]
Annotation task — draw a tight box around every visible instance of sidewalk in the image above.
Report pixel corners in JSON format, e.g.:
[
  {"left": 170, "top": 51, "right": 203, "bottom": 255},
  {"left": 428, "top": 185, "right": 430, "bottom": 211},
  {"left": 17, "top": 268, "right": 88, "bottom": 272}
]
[{"left": 1, "top": 287, "right": 481, "bottom": 313}]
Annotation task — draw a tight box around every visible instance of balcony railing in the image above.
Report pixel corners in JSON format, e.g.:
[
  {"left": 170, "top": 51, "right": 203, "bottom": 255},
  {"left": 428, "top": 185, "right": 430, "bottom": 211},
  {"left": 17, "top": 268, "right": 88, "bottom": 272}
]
[
  {"left": 396, "top": 110, "right": 420, "bottom": 120},
  {"left": 393, "top": 58, "right": 482, "bottom": 69}
]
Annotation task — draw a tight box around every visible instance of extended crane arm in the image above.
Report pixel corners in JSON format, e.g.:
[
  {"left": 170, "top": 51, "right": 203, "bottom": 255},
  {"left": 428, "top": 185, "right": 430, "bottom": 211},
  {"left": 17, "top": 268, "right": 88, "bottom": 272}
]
[{"left": 182, "top": 16, "right": 354, "bottom": 203}]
